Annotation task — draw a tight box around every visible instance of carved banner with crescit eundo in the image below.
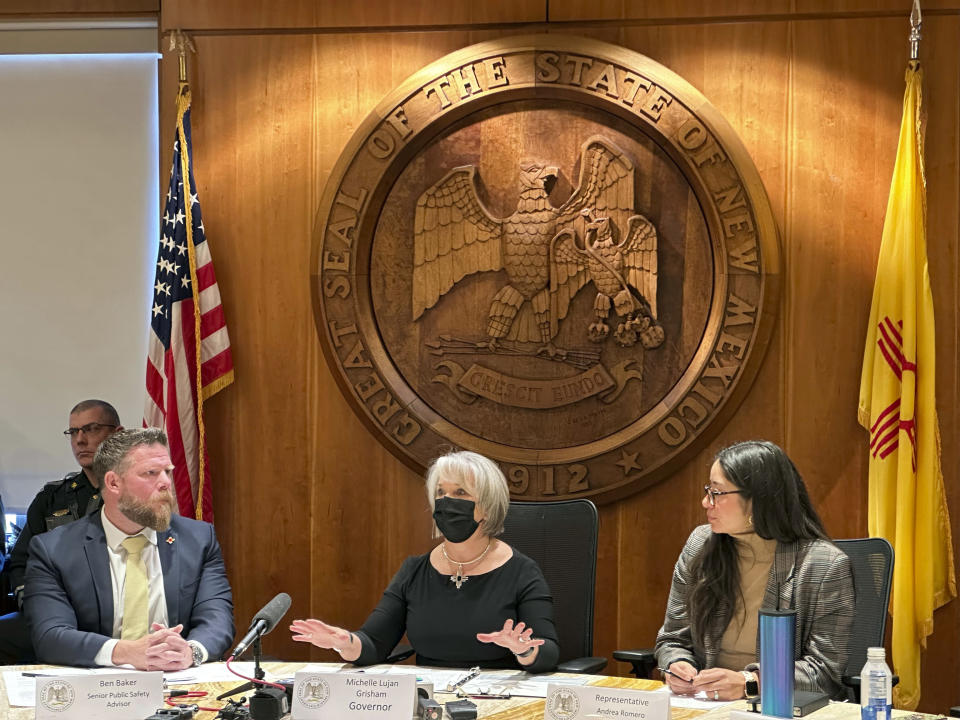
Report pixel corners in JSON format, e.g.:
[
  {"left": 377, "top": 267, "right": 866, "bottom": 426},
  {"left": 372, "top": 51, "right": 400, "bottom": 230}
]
[{"left": 312, "top": 35, "right": 780, "bottom": 503}]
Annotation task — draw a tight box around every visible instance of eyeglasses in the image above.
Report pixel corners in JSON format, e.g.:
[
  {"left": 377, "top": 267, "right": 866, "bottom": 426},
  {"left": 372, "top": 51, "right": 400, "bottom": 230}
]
[
  {"left": 63, "top": 422, "right": 117, "bottom": 437},
  {"left": 703, "top": 485, "right": 744, "bottom": 507}
]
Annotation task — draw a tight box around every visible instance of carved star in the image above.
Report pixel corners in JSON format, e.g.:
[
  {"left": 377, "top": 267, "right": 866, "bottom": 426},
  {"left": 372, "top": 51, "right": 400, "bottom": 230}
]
[{"left": 615, "top": 449, "right": 643, "bottom": 476}]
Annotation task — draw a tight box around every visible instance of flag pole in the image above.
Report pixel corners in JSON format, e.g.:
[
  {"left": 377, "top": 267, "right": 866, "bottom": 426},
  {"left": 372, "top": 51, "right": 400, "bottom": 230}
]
[
  {"left": 166, "top": 29, "right": 210, "bottom": 521},
  {"left": 165, "top": 29, "right": 195, "bottom": 84},
  {"left": 909, "top": 0, "right": 922, "bottom": 62}
]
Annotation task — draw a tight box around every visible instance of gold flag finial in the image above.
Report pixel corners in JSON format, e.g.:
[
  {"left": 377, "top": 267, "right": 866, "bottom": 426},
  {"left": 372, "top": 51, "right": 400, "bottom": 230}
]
[
  {"left": 909, "top": 0, "right": 922, "bottom": 61},
  {"left": 163, "top": 29, "right": 196, "bottom": 83}
]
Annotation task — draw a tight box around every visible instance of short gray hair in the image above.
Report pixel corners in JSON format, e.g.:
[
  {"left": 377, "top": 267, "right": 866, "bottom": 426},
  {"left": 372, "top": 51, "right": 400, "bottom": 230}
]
[
  {"left": 425, "top": 451, "right": 510, "bottom": 537},
  {"left": 92, "top": 427, "right": 167, "bottom": 484},
  {"left": 69, "top": 399, "right": 121, "bottom": 427}
]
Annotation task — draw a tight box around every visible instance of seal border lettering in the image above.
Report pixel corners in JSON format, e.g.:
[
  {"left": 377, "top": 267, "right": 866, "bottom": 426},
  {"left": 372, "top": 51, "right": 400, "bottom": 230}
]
[{"left": 312, "top": 34, "right": 780, "bottom": 503}]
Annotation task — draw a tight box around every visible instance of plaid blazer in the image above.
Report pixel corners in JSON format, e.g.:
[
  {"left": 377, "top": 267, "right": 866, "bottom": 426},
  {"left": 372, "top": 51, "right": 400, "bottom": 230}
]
[{"left": 654, "top": 524, "right": 855, "bottom": 699}]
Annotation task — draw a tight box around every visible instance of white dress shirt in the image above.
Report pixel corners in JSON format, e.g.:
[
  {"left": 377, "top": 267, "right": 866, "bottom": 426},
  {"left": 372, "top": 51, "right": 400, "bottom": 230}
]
[{"left": 94, "top": 511, "right": 168, "bottom": 666}]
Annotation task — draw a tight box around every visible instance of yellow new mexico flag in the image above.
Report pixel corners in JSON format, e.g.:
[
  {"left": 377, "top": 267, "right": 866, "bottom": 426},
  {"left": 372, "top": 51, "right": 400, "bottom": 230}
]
[{"left": 857, "top": 62, "right": 956, "bottom": 710}]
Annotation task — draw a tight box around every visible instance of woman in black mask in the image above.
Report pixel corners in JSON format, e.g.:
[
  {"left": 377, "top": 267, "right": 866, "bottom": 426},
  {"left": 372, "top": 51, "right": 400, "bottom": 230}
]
[{"left": 289, "top": 450, "right": 559, "bottom": 671}]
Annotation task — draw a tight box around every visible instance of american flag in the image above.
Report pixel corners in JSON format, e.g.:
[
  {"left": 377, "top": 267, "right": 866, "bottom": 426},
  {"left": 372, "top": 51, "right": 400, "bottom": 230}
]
[{"left": 144, "top": 83, "right": 234, "bottom": 523}]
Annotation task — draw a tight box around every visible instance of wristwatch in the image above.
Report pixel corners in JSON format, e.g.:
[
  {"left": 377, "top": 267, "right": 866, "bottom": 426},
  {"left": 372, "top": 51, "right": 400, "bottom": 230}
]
[
  {"left": 188, "top": 641, "right": 204, "bottom": 667},
  {"left": 741, "top": 670, "right": 759, "bottom": 698}
]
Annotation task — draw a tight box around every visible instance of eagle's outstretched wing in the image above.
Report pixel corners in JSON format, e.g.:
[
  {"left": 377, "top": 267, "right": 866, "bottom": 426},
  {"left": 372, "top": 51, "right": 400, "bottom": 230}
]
[
  {"left": 412, "top": 166, "right": 502, "bottom": 320},
  {"left": 548, "top": 228, "right": 590, "bottom": 338},
  {"left": 621, "top": 214, "right": 658, "bottom": 318},
  {"left": 555, "top": 137, "right": 635, "bottom": 239}
]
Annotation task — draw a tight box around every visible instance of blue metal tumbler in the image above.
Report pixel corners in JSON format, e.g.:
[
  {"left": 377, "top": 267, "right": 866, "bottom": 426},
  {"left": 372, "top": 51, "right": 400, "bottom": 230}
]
[{"left": 759, "top": 608, "right": 795, "bottom": 718}]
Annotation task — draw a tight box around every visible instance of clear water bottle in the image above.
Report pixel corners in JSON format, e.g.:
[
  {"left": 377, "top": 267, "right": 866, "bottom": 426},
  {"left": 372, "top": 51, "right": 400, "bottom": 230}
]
[{"left": 860, "top": 646, "right": 892, "bottom": 720}]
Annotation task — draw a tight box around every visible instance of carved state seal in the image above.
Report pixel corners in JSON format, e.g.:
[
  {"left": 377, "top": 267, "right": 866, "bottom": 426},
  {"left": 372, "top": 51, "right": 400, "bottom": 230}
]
[{"left": 312, "top": 35, "right": 780, "bottom": 503}]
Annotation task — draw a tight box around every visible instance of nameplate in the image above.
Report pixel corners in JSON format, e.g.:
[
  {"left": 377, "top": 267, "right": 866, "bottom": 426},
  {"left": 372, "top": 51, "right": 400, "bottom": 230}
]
[
  {"left": 291, "top": 670, "right": 416, "bottom": 720},
  {"left": 545, "top": 683, "right": 669, "bottom": 720},
  {"left": 35, "top": 671, "right": 162, "bottom": 720}
]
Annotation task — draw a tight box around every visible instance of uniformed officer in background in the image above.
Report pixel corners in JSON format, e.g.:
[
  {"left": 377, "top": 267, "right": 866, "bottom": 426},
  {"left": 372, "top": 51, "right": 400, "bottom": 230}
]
[{"left": 0, "top": 399, "right": 122, "bottom": 663}]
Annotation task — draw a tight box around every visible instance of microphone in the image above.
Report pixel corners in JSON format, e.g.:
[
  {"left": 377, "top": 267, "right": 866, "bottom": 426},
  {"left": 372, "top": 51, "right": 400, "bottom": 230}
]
[{"left": 229, "top": 592, "right": 291, "bottom": 659}]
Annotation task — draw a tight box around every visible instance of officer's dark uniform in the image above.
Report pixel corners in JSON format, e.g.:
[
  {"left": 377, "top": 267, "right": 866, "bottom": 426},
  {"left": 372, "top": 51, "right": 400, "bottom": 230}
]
[
  {"left": 0, "top": 492, "right": 7, "bottom": 606},
  {"left": 0, "top": 471, "right": 102, "bottom": 663}
]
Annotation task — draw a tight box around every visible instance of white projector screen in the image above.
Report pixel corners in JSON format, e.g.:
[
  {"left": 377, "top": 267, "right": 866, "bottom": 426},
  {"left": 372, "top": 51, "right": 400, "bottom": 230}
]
[{"left": 0, "top": 50, "right": 159, "bottom": 511}]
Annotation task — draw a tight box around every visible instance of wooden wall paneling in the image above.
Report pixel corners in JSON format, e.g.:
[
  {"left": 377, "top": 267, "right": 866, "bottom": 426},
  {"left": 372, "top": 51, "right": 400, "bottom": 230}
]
[
  {"left": 794, "top": 1, "right": 960, "bottom": 13},
  {"left": 152, "top": 4, "right": 960, "bottom": 708},
  {"left": 0, "top": 0, "right": 157, "bottom": 15},
  {"left": 163, "top": 34, "right": 324, "bottom": 660},
  {"left": 548, "top": 1, "right": 960, "bottom": 23},
  {"left": 784, "top": 15, "right": 906, "bottom": 539},
  {"left": 915, "top": 14, "right": 960, "bottom": 714},
  {"left": 160, "top": 0, "right": 547, "bottom": 32},
  {"left": 549, "top": 1, "right": 791, "bottom": 22}
]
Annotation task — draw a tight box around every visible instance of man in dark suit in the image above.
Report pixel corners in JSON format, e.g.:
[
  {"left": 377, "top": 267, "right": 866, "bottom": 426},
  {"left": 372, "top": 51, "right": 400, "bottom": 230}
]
[{"left": 24, "top": 427, "right": 234, "bottom": 669}]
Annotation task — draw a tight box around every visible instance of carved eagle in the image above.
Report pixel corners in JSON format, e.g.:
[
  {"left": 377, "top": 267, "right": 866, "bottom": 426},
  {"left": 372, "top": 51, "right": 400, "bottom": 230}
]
[
  {"left": 411, "top": 136, "right": 646, "bottom": 350},
  {"left": 552, "top": 212, "right": 663, "bottom": 348}
]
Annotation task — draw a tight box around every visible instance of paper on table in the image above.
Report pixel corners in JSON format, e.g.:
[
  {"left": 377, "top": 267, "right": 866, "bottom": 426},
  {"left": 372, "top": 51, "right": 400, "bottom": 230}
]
[
  {"left": 354, "top": 666, "right": 492, "bottom": 690},
  {"left": 165, "top": 661, "right": 261, "bottom": 686},
  {"left": 274, "top": 664, "right": 579, "bottom": 699},
  {"left": 433, "top": 671, "right": 589, "bottom": 699},
  {"left": 521, "top": 673, "right": 592, "bottom": 685},
  {"left": 653, "top": 684, "right": 739, "bottom": 709},
  {"left": 493, "top": 674, "right": 592, "bottom": 698},
  {"left": 4, "top": 668, "right": 112, "bottom": 707}
]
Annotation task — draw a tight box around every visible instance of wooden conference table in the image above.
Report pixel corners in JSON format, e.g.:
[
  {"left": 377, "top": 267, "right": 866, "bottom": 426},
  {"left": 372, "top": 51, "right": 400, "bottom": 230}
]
[{"left": 0, "top": 663, "right": 935, "bottom": 720}]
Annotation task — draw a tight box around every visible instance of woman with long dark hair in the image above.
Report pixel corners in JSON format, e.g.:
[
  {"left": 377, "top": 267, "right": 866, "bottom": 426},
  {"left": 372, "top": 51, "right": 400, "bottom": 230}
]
[{"left": 655, "top": 440, "right": 855, "bottom": 700}]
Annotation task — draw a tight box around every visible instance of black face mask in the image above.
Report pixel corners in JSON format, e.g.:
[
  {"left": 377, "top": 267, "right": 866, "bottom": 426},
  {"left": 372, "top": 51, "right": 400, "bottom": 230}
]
[{"left": 433, "top": 496, "right": 480, "bottom": 543}]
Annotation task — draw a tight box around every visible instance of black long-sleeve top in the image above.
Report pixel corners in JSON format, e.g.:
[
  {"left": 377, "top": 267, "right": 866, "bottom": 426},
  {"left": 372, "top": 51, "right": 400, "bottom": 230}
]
[
  {"left": 355, "top": 548, "right": 559, "bottom": 673},
  {"left": 8, "top": 471, "right": 101, "bottom": 602}
]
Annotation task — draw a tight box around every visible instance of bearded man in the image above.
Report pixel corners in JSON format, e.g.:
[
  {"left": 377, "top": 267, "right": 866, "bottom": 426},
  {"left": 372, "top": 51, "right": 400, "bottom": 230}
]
[{"left": 23, "top": 428, "right": 234, "bottom": 669}]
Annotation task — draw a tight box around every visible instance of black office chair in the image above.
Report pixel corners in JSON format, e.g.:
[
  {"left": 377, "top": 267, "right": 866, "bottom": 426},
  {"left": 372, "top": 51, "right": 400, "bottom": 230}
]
[
  {"left": 501, "top": 499, "right": 607, "bottom": 674},
  {"left": 834, "top": 537, "right": 897, "bottom": 702},
  {"left": 613, "top": 536, "right": 897, "bottom": 698}
]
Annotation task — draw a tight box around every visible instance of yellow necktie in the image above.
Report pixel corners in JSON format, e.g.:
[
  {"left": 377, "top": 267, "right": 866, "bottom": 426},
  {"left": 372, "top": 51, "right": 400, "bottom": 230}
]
[{"left": 120, "top": 535, "right": 151, "bottom": 640}]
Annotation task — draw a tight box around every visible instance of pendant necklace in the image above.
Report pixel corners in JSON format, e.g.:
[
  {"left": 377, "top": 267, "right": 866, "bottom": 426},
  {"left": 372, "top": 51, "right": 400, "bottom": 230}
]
[{"left": 441, "top": 540, "right": 491, "bottom": 590}]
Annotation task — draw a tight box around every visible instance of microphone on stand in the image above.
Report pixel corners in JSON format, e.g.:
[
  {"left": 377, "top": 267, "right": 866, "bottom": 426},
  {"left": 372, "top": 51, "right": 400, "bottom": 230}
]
[
  {"left": 221, "top": 593, "right": 294, "bottom": 720},
  {"left": 229, "top": 592, "right": 291, "bottom": 659}
]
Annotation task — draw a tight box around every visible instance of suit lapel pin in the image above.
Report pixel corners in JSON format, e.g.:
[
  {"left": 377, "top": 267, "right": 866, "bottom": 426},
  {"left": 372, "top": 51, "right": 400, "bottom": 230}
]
[{"left": 166, "top": 536, "right": 175, "bottom": 545}]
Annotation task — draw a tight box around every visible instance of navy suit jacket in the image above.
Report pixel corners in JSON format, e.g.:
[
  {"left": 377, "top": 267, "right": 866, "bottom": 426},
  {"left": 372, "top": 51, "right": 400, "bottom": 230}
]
[{"left": 24, "top": 510, "right": 234, "bottom": 667}]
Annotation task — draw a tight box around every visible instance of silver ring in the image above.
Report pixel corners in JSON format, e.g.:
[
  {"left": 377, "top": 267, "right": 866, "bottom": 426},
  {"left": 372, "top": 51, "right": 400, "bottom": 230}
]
[
  {"left": 519, "top": 637, "right": 528, "bottom": 643},
  {"left": 714, "top": 690, "right": 719, "bottom": 701}
]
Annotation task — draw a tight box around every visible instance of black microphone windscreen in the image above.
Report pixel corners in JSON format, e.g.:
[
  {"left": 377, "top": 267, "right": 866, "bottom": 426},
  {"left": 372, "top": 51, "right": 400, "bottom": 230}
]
[{"left": 250, "top": 592, "right": 292, "bottom": 635}]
